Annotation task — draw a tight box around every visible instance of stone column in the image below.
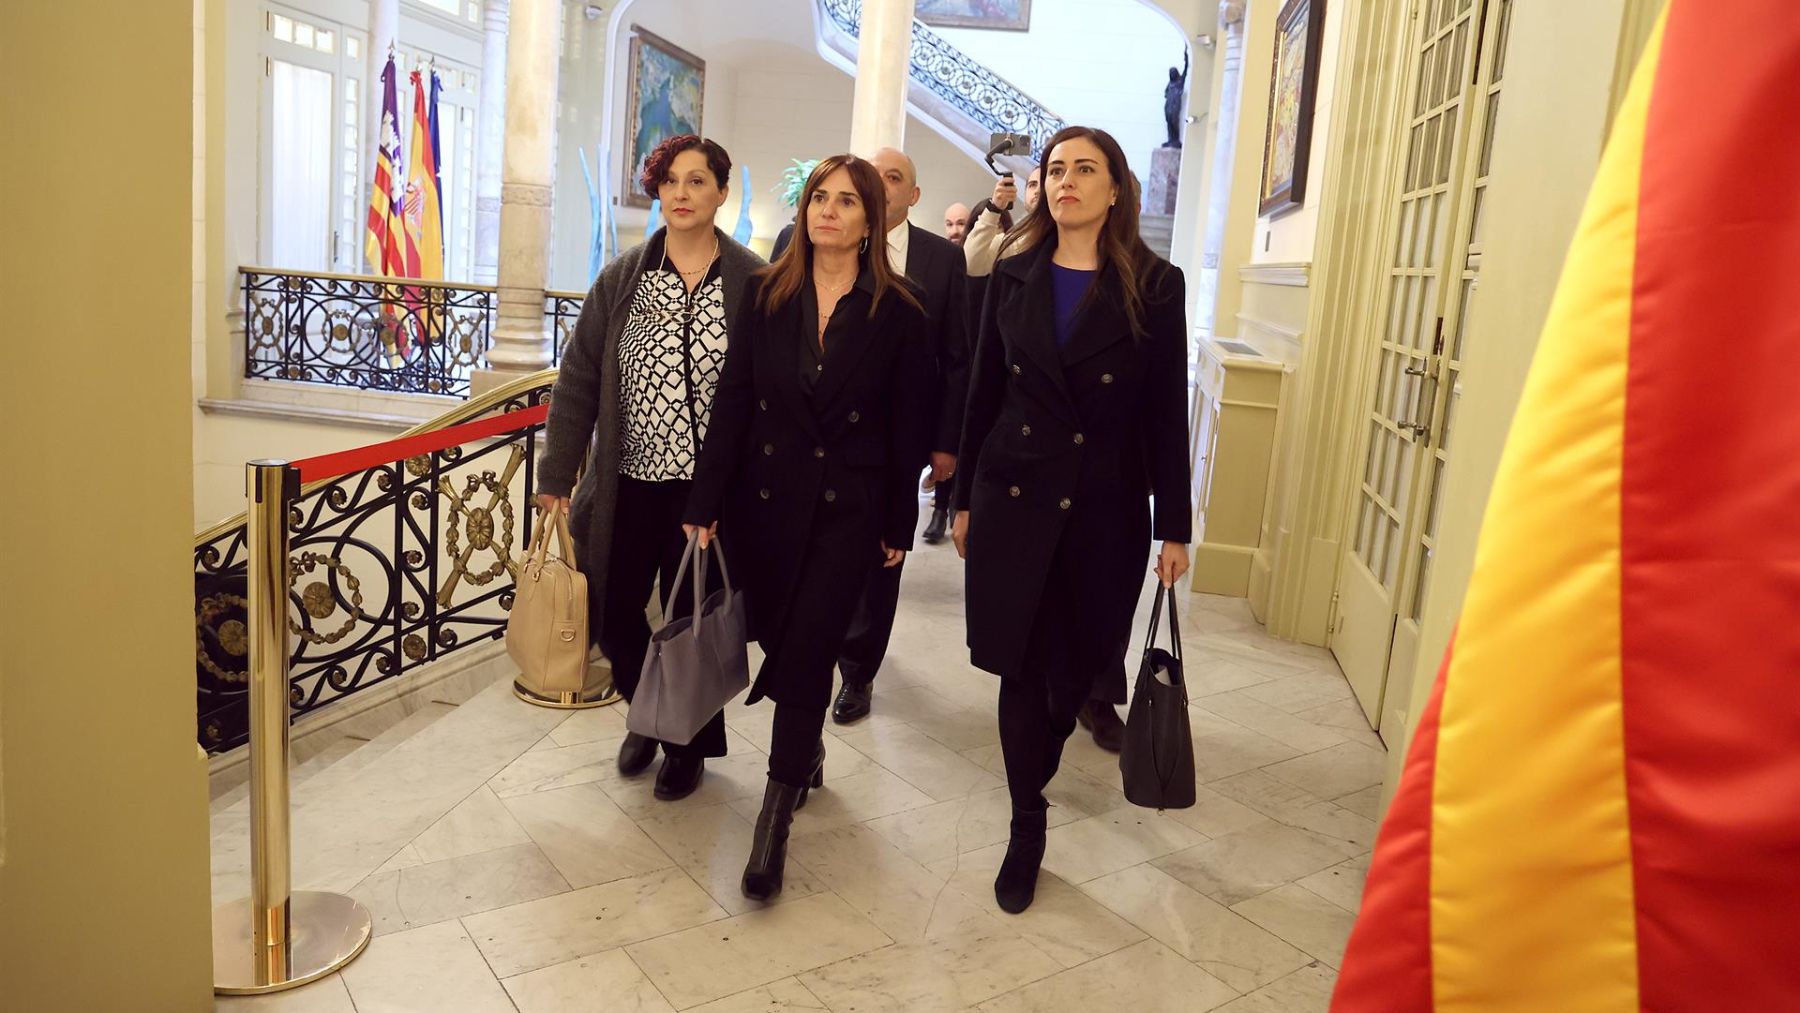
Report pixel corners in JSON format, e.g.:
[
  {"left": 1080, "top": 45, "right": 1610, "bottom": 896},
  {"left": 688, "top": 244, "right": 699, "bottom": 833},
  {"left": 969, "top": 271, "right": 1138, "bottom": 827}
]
[
  {"left": 363, "top": 0, "right": 399, "bottom": 274},
  {"left": 1196, "top": 1, "right": 1246, "bottom": 338},
  {"left": 476, "top": 0, "right": 563, "bottom": 388},
  {"left": 848, "top": 0, "right": 916, "bottom": 156},
  {"left": 472, "top": 0, "right": 508, "bottom": 286}
]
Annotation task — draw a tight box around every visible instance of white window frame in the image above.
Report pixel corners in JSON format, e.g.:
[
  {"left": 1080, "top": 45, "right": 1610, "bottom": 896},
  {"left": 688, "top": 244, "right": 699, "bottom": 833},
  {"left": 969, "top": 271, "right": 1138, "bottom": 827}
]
[{"left": 258, "top": 4, "right": 366, "bottom": 273}]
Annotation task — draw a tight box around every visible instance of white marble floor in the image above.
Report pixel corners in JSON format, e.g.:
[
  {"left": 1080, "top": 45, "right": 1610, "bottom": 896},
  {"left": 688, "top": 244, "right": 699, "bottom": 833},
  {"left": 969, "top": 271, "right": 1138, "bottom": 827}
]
[{"left": 214, "top": 535, "right": 1383, "bottom": 1013}]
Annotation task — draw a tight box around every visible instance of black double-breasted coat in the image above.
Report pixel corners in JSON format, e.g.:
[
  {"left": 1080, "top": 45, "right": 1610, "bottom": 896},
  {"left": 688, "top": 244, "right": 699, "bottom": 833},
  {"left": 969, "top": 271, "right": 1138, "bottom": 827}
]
[
  {"left": 955, "top": 239, "right": 1193, "bottom": 688},
  {"left": 685, "top": 269, "right": 934, "bottom": 708}
]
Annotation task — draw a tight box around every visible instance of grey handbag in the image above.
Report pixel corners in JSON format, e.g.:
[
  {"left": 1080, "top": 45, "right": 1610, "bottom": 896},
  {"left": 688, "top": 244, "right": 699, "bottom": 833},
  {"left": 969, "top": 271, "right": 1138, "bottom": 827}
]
[{"left": 626, "top": 532, "right": 750, "bottom": 745}]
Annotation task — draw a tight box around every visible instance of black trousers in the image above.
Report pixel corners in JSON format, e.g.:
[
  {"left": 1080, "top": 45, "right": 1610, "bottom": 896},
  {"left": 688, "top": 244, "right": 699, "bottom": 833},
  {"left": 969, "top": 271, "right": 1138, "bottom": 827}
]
[
  {"left": 996, "top": 535, "right": 1101, "bottom": 809},
  {"left": 768, "top": 702, "right": 828, "bottom": 788},
  {"left": 596, "top": 476, "right": 728, "bottom": 759}
]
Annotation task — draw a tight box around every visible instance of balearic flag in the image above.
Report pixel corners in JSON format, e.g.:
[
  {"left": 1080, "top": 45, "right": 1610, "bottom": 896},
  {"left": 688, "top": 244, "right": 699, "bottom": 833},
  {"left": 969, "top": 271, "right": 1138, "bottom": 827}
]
[
  {"left": 1332, "top": 2, "right": 1800, "bottom": 1009},
  {"left": 363, "top": 55, "right": 406, "bottom": 280}
]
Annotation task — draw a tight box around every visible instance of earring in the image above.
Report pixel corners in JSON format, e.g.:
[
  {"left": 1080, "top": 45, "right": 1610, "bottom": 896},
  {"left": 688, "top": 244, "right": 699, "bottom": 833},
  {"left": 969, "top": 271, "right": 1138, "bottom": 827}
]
[{"left": 860, "top": 235, "right": 869, "bottom": 254}]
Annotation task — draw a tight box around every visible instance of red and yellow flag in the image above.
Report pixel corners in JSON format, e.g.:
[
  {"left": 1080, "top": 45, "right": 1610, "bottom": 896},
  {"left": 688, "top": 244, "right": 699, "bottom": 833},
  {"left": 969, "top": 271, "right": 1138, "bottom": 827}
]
[
  {"left": 403, "top": 68, "right": 445, "bottom": 283},
  {"left": 1333, "top": 2, "right": 1800, "bottom": 1009}
]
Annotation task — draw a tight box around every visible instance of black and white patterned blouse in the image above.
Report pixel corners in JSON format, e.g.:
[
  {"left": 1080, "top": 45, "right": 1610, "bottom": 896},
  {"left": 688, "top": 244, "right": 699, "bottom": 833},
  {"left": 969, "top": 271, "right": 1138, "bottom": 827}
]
[{"left": 616, "top": 238, "right": 729, "bottom": 482}]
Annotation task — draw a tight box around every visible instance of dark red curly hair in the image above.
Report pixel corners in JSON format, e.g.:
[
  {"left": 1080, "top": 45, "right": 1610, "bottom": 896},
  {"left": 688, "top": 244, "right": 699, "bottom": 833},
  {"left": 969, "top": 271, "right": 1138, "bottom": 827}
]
[{"left": 639, "top": 135, "right": 732, "bottom": 198}]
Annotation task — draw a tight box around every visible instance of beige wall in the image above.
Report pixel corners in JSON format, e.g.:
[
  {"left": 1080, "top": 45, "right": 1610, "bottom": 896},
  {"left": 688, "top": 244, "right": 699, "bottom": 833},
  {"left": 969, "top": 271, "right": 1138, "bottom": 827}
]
[
  {"left": 0, "top": 1, "right": 214, "bottom": 1009},
  {"left": 1396, "top": 0, "right": 1660, "bottom": 790}
]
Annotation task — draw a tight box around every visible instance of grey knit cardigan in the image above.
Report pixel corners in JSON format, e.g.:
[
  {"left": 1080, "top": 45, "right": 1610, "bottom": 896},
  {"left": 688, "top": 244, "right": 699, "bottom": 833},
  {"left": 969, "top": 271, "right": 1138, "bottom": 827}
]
[{"left": 536, "top": 227, "right": 768, "bottom": 641}]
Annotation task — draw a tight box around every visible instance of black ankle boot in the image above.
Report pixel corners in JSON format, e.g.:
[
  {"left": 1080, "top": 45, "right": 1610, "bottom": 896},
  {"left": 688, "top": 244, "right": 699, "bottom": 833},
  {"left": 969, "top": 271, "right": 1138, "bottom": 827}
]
[
  {"left": 922, "top": 506, "right": 949, "bottom": 544},
  {"left": 794, "top": 740, "right": 826, "bottom": 811},
  {"left": 742, "top": 777, "right": 807, "bottom": 900},
  {"left": 994, "top": 802, "right": 1048, "bottom": 914}
]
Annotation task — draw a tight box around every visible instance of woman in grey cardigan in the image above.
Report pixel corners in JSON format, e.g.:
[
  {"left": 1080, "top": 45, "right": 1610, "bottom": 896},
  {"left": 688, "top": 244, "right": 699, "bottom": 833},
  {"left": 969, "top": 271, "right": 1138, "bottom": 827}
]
[{"left": 536, "top": 135, "right": 767, "bottom": 802}]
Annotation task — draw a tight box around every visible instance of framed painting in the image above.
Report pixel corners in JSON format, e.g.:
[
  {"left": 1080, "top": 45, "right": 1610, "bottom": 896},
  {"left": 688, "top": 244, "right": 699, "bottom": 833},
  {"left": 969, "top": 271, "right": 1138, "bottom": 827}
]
[
  {"left": 915, "top": 0, "right": 1032, "bottom": 32},
  {"left": 622, "top": 28, "right": 704, "bottom": 209},
  {"left": 1258, "top": 0, "right": 1326, "bottom": 217}
]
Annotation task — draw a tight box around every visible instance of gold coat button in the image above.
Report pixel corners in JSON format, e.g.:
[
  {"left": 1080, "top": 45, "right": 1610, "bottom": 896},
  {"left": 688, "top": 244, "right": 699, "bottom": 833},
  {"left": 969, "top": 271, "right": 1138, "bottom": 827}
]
[
  {"left": 759, "top": 398, "right": 769, "bottom": 409},
  {"left": 1100, "top": 373, "right": 1114, "bottom": 384},
  {"left": 1010, "top": 364, "right": 1022, "bottom": 376},
  {"left": 814, "top": 447, "right": 826, "bottom": 459},
  {"left": 848, "top": 411, "right": 861, "bottom": 423},
  {"left": 763, "top": 444, "right": 774, "bottom": 455},
  {"left": 1073, "top": 433, "right": 1085, "bottom": 445},
  {"left": 1021, "top": 425, "right": 1032, "bottom": 437},
  {"left": 1009, "top": 486, "right": 1021, "bottom": 498},
  {"left": 824, "top": 489, "right": 837, "bottom": 502},
  {"left": 1059, "top": 497, "right": 1072, "bottom": 510},
  {"left": 759, "top": 489, "right": 771, "bottom": 500}
]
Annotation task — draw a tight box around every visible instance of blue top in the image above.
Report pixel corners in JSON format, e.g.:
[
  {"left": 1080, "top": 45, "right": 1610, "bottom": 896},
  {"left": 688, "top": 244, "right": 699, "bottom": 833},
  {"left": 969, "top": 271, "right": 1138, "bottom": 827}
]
[{"left": 1049, "top": 263, "right": 1098, "bottom": 347}]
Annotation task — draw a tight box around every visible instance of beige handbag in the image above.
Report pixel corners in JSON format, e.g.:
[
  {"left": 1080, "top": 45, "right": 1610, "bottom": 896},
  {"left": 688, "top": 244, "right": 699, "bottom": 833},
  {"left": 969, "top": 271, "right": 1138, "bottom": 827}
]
[{"left": 506, "top": 509, "right": 589, "bottom": 697}]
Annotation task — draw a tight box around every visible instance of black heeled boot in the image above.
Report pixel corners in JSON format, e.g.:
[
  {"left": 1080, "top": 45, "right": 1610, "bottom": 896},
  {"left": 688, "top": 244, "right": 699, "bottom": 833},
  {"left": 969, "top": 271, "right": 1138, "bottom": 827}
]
[
  {"left": 742, "top": 777, "right": 808, "bottom": 900},
  {"left": 994, "top": 802, "right": 1048, "bottom": 914},
  {"left": 795, "top": 740, "right": 826, "bottom": 811}
]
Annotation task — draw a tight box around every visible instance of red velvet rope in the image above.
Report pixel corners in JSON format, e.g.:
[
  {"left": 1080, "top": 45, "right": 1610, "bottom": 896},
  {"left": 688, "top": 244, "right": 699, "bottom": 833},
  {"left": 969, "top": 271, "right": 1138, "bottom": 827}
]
[{"left": 292, "top": 402, "right": 550, "bottom": 483}]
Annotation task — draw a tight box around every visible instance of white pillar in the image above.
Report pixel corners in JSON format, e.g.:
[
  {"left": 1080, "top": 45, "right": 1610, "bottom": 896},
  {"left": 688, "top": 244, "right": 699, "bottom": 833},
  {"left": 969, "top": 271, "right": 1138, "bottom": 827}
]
[
  {"left": 1196, "top": 1, "right": 1246, "bottom": 337},
  {"left": 478, "top": 0, "right": 563, "bottom": 385},
  {"left": 473, "top": 0, "right": 508, "bottom": 286},
  {"left": 363, "top": 0, "right": 399, "bottom": 274},
  {"left": 849, "top": 0, "right": 915, "bottom": 156}
]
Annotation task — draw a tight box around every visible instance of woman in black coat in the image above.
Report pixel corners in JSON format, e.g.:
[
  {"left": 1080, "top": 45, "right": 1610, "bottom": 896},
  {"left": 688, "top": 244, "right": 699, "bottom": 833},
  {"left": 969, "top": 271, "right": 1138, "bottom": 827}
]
[
  {"left": 953, "top": 126, "right": 1192, "bottom": 914},
  {"left": 683, "top": 154, "right": 932, "bottom": 900}
]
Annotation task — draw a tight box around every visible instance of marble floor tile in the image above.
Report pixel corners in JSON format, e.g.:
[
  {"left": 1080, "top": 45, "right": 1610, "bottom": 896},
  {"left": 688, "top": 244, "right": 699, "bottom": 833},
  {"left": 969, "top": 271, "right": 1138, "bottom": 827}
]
[
  {"left": 1296, "top": 855, "right": 1371, "bottom": 914},
  {"left": 685, "top": 978, "right": 829, "bottom": 1013},
  {"left": 906, "top": 702, "right": 1003, "bottom": 752},
  {"left": 1153, "top": 822, "right": 1362, "bottom": 906},
  {"left": 636, "top": 800, "right": 832, "bottom": 916},
  {"left": 1161, "top": 785, "right": 1273, "bottom": 839},
  {"left": 1240, "top": 672, "right": 1356, "bottom": 715},
  {"left": 411, "top": 785, "right": 533, "bottom": 864},
  {"left": 370, "top": 843, "right": 426, "bottom": 876},
  {"left": 488, "top": 738, "right": 623, "bottom": 798},
  {"left": 501, "top": 949, "right": 675, "bottom": 1013},
  {"left": 598, "top": 749, "right": 773, "bottom": 821},
  {"left": 625, "top": 892, "right": 894, "bottom": 1009},
  {"left": 1198, "top": 693, "right": 1350, "bottom": 754},
  {"left": 463, "top": 866, "right": 727, "bottom": 978},
  {"left": 1043, "top": 766, "right": 1130, "bottom": 818},
  {"left": 1186, "top": 657, "right": 1281, "bottom": 697},
  {"left": 1213, "top": 963, "right": 1337, "bottom": 1013},
  {"left": 1293, "top": 698, "right": 1383, "bottom": 747},
  {"left": 862, "top": 785, "right": 1082, "bottom": 866},
  {"left": 1080, "top": 865, "right": 1310, "bottom": 994},
  {"left": 1278, "top": 801, "right": 1378, "bottom": 855},
  {"left": 976, "top": 939, "right": 1238, "bottom": 1013},
  {"left": 801, "top": 927, "right": 1062, "bottom": 1012},
  {"left": 546, "top": 703, "right": 631, "bottom": 748},
  {"left": 1185, "top": 712, "right": 1307, "bottom": 785},
  {"left": 833, "top": 723, "right": 1004, "bottom": 802},
  {"left": 1262, "top": 742, "right": 1388, "bottom": 800},
  {"left": 503, "top": 782, "right": 675, "bottom": 888},
  {"left": 339, "top": 920, "right": 517, "bottom": 1013},
  {"left": 1204, "top": 769, "right": 1330, "bottom": 822},
  {"left": 351, "top": 841, "right": 571, "bottom": 936},
  {"left": 1231, "top": 884, "right": 1357, "bottom": 968},
  {"left": 215, "top": 972, "right": 356, "bottom": 1012},
  {"left": 1039, "top": 807, "right": 1208, "bottom": 885},
  {"left": 1333, "top": 785, "right": 1385, "bottom": 821},
  {"left": 729, "top": 767, "right": 935, "bottom": 832},
  {"left": 789, "top": 823, "right": 994, "bottom": 942},
  {"left": 944, "top": 846, "right": 1146, "bottom": 968}
]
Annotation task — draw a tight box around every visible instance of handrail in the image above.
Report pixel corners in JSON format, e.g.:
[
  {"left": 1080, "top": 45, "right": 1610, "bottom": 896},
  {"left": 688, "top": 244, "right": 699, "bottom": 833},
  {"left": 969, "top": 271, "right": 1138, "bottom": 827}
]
[
  {"left": 194, "top": 368, "right": 558, "bottom": 547},
  {"left": 816, "top": 0, "right": 1065, "bottom": 160},
  {"left": 238, "top": 264, "right": 500, "bottom": 294}
]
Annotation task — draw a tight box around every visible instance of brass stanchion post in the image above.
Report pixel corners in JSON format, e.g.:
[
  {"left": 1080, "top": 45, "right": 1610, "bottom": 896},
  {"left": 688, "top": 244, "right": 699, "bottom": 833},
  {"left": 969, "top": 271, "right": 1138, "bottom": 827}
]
[{"left": 214, "top": 461, "right": 373, "bottom": 995}]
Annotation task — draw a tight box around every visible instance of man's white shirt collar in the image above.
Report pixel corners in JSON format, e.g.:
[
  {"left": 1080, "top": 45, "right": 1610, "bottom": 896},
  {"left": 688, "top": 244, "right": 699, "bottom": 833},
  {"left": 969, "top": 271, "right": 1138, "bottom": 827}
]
[{"left": 886, "top": 219, "right": 911, "bottom": 275}]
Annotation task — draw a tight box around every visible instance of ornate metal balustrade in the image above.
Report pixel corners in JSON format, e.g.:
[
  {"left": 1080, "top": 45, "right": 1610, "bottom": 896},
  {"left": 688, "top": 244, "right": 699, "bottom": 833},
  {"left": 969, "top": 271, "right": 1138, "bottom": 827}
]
[
  {"left": 818, "top": 0, "right": 1065, "bottom": 160},
  {"left": 193, "top": 371, "right": 557, "bottom": 754},
  {"left": 546, "top": 290, "right": 585, "bottom": 364},
  {"left": 242, "top": 269, "right": 578, "bottom": 399},
  {"left": 242, "top": 268, "right": 498, "bottom": 397}
]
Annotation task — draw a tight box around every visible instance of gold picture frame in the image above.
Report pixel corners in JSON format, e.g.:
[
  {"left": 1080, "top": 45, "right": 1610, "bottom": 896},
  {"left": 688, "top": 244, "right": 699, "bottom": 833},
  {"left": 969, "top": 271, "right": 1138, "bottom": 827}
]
[{"left": 622, "top": 28, "right": 705, "bottom": 210}]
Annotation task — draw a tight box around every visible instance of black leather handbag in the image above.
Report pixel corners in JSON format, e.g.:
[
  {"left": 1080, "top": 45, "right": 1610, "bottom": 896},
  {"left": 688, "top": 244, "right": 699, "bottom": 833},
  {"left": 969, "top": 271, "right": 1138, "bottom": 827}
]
[{"left": 1120, "top": 583, "right": 1196, "bottom": 809}]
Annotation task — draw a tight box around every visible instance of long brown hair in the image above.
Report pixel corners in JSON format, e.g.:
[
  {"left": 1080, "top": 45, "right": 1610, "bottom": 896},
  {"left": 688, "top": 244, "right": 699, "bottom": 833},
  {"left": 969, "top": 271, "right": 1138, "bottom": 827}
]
[
  {"left": 757, "top": 154, "right": 922, "bottom": 317},
  {"left": 997, "top": 126, "right": 1168, "bottom": 336}
]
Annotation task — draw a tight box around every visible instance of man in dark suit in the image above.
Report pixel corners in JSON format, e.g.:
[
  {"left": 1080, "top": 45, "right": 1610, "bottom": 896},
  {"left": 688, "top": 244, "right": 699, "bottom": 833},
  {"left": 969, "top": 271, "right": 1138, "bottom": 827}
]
[{"left": 832, "top": 146, "right": 969, "bottom": 724}]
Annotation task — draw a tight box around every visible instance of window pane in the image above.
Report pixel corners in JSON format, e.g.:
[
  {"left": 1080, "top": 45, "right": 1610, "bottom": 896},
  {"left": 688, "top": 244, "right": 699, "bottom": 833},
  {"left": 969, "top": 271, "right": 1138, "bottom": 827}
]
[
  {"left": 347, "top": 36, "right": 360, "bottom": 60},
  {"left": 270, "top": 59, "right": 333, "bottom": 271},
  {"left": 295, "top": 22, "right": 314, "bottom": 48},
  {"left": 317, "top": 29, "right": 335, "bottom": 53},
  {"left": 272, "top": 14, "right": 293, "bottom": 42}
]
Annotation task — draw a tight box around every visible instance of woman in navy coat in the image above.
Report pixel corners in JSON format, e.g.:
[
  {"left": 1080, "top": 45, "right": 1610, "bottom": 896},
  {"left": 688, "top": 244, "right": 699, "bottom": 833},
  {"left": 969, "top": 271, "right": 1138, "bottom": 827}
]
[
  {"left": 684, "top": 154, "right": 932, "bottom": 900},
  {"left": 954, "top": 126, "right": 1192, "bottom": 914}
]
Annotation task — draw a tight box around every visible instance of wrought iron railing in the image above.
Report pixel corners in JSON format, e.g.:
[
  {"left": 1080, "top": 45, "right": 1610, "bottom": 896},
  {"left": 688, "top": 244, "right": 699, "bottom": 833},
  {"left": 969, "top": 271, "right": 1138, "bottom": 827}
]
[
  {"left": 546, "top": 290, "right": 584, "bottom": 364},
  {"left": 818, "top": 0, "right": 1065, "bottom": 160},
  {"left": 242, "top": 268, "right": 498, "bottom": 397},
  {"left": 193, "top": 370, "right": 557, "bottom": 754}
]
